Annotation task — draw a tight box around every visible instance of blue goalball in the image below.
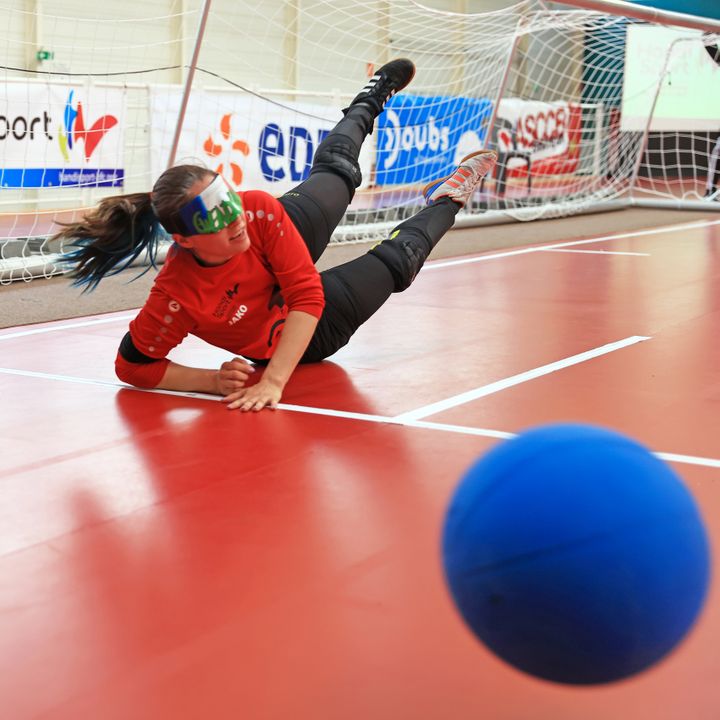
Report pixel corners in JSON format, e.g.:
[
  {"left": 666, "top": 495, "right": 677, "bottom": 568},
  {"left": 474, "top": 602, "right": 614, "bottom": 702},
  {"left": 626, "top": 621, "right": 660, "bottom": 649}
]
[{"left": 441, "top": 424, "right": 711, "bottom": 685}]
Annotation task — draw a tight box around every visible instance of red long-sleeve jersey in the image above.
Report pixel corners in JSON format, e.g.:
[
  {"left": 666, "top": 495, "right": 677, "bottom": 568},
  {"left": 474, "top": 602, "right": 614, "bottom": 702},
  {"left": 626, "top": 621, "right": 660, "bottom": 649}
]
[{"left": 115, "top": 190, "right": 325, "bottom": 388}]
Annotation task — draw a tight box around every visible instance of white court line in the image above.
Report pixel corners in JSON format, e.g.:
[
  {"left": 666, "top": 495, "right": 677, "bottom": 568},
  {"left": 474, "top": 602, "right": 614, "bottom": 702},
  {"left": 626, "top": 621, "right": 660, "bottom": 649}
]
[
  {"left": 542, "top": 249, "right": 650, "bottom": 257},
  {"left": 392, "top": 336, "right": 651, "bottom": 423},
  {"left": 1, "top": 365, "right": 718, "bottom": 469},
  {"left": 655, "top": 452, "right": 720, "bottom": 469},
  {"left": 0, "top": 367, "right": 124, "bottom": 388},
  {"left": 0, "top": 313, "right": 136, "bottom": 341},
  {"left": 2, "top": 218, "right": 718, "bottom": 341},
  {"left": 425, "top": 217, "right": 720, "bottom": 270}
]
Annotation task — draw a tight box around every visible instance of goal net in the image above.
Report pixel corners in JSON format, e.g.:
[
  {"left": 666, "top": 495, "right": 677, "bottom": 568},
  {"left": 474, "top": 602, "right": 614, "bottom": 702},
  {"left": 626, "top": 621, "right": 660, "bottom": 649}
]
[{"left": 2, "top": 0, "right": 719, "bottom": 284}]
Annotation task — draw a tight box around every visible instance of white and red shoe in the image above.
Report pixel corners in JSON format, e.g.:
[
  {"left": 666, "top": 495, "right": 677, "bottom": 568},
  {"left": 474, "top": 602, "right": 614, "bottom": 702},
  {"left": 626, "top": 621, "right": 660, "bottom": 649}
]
[{"left": 423, "top": 150, "right": 497, "bottom": 207}]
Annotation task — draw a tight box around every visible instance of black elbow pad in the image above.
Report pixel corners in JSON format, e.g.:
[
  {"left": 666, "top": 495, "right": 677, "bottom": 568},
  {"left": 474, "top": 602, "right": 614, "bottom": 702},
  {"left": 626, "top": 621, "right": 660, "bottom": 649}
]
[{"left": 119, "top": 331, "right": 158, "bottom": 364}]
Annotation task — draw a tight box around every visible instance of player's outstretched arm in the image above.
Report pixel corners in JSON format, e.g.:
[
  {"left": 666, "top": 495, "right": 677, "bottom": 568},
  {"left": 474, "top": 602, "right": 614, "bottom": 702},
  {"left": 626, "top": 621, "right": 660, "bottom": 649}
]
[
  {"left": 222, "top": 310, "right": 318, "bottom": 412},
  {"left": 156, "top": 357, "right": 256, "bottom": 396}
]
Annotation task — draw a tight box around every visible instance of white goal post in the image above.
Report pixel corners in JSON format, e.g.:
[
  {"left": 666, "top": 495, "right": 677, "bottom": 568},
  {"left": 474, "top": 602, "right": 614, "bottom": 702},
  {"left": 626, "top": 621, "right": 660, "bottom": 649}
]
[{"left": 2, "top": 0, "right": 720, "bottom": 284}]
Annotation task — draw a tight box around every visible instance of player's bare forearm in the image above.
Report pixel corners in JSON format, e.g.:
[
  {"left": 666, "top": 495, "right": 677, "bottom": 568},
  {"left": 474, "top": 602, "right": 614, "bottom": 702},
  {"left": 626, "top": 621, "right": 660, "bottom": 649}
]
[
  {"left": 223, "top": 310, "right": 319, "bottom": 411},
  {"left": 157, "top": 358, "right": 255, "bottom": 395},
  {"left": 263, "top": 310, "right": 318, "bottom": 388}
]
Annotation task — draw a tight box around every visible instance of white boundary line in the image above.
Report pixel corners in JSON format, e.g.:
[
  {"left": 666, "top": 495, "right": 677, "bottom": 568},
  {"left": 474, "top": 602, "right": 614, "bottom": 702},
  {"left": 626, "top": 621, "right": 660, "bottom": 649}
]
[
  {"left": 1, "top": 364, "right": 718, "bottom": 469},
  {"left": 542, "top": 249, "right": 650, "bottom": 256},
  {"left": 392, "top": 336, "right": 651, "bottom": 422},
  {"left": 0, "top": 313, "right": 136, "bottom": 340},
  {"left": 2, "top": 219, "right": 718, "bottom": 469},
  {"left": 2, "top": 218, "right": 718, "bottom": 342},
  {"left": 0, "top": 367, "right": 124, "bottom": 388},
  {"left": 424, "top": 217, "right": 720, "bottom": 271}
]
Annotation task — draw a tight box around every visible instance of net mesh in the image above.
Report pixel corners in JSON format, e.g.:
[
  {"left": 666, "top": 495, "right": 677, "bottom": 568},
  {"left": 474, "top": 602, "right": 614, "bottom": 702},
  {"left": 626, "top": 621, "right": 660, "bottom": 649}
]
[{"left": 1, "top": 0, "right": 718, "bottom": 283}]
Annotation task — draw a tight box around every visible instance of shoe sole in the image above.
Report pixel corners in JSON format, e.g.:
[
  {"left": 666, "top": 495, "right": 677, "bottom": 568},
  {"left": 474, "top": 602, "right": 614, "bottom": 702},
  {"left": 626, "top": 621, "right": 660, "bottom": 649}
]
[
  {"left": 422, "top": 150, "right": 497, "bottom": 198},
  {"left": 391, "top": 59, "right": 416, "bottom": 95},
  {"left": 366, "top": 58, "right": 415, "bottom": 99}
]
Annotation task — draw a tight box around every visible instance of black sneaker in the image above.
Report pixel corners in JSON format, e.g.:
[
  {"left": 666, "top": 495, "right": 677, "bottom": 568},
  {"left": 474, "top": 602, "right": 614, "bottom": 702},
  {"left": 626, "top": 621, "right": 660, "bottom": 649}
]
[{"left": 348, "top": 58, "right": 416, "bottom": 113}]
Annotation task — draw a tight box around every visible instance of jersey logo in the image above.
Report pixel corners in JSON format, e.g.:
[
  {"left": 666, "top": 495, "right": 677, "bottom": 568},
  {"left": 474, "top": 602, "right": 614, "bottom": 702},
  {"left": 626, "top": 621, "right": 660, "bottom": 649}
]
[
  {"left": 229, "top": 304, "right": 248, "bottom": 326},
  {"left": 213, "top": 282, "right": 242, "bottom": 319},
  {"left": 267, "top": 285, "right": 285, "bottom": 311}
]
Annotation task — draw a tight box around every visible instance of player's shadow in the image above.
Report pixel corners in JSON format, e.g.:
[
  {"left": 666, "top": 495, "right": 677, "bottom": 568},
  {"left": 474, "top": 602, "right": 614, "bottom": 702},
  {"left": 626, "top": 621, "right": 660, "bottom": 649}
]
[
  {"left": 60, "top": 361, "right": 434, "bottom": 685},
  {"left": 110, "top": 360, "right": 385, "bottom": 497}
]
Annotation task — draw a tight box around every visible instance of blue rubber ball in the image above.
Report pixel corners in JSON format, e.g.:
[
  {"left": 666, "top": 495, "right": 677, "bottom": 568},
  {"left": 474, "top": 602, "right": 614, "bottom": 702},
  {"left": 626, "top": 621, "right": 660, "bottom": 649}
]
[{"left": 442, "top": 424, "right": 711, "bottom": 685}]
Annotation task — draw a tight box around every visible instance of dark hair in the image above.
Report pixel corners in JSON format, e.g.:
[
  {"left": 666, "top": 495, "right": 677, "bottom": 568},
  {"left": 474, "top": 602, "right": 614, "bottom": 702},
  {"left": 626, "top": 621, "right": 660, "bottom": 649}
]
[{"left": 55, "top": 164, "right": 215, "bottom": 291}]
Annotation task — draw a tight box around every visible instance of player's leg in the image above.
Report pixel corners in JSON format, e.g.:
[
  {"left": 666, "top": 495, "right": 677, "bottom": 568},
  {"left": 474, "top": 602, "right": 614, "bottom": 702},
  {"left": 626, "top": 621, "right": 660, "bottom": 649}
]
[
  {"left": 369, "top": 150, "right": 497, "bottom": 292},
  {"left": 279, "top": 59, "right": 415, "bottom": 262},
  {"left": 301, "top": 151, "right": 497, "bottom": 361}
]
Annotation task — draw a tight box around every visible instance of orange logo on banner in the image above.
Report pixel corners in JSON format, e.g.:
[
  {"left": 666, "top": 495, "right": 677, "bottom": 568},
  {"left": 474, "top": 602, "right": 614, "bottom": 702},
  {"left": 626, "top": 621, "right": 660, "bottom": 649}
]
[{"left": 203, "top": 113, "right": 250, "bottom": 187}]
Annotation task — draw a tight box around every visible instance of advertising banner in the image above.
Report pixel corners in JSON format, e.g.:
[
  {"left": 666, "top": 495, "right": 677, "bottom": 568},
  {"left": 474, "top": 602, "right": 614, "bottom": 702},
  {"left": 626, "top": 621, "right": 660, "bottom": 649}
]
[
  {"left": 375, "top": 95, "right": 579, "bottom": 185},
  {"left": 495, "top": 98, "right": 581, "bottom": 175},
  {"left": 0, "top": 83, "right": 125, "bottom": 188},
  {"left": 149, "top": 89, "right": 373, "bottom": 194},
  {"left": 149, "top": 90, "right": 580, "bottom": 193},
  {"left": 376, "top": 95, "right": 493, "bottom": 185}
]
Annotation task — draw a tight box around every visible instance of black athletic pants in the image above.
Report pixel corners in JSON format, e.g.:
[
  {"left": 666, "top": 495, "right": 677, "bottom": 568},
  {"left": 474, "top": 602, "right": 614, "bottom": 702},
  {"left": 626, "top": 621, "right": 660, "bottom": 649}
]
[{"left": 276, "top": 111, "right": 459, "bottom": 362}]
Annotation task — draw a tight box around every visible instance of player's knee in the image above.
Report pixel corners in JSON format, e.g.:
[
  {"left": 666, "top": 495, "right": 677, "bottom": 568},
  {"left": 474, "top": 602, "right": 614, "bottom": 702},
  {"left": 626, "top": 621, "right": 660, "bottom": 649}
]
[
  {"left": 310, "top": 134, "right": 362, "bottom": 196},
  {"left": 369, "top": 230, "right": 430, "bottom": 292}
]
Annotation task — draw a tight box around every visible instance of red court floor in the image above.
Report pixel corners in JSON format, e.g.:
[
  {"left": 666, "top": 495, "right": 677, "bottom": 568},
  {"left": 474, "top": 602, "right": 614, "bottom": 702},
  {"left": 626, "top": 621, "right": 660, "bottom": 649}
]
[{"left": 1, "top": 217, "right": 719, "bottom": 719}]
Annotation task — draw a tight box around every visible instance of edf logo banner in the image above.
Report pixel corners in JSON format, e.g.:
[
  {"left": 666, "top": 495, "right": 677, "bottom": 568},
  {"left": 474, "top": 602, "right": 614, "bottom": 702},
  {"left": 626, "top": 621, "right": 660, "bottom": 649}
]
[
  {"left": 0, "top": 83, "right": 125, "bottom": 188},
  {"left": 376, "top": 95, "right": 493, "bottom": 185},
  {"left": 149, "top": 90, "right": 373, "bottom": 195}
]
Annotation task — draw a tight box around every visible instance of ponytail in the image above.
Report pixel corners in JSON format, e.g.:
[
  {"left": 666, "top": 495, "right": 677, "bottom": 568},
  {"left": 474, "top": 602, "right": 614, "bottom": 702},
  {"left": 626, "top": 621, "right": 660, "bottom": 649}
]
[
  {"left": 55, "top": 192, "right": 167, "bottom": 292},
  {"left": 56, "top": 164, "right": 214, "bottom": 291}
]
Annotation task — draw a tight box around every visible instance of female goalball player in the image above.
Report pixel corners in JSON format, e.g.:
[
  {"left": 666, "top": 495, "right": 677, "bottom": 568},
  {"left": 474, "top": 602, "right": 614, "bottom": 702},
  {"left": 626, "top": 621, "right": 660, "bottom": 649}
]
[{"left": 57, "top": 59, "right": 497, "bottom": 411}]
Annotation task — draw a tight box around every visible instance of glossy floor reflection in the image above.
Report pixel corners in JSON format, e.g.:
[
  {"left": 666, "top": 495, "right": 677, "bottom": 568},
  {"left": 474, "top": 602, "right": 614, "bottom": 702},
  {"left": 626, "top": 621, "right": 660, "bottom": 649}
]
[{"left": 1, "top": 219, "right": 719, "bottom": 719}]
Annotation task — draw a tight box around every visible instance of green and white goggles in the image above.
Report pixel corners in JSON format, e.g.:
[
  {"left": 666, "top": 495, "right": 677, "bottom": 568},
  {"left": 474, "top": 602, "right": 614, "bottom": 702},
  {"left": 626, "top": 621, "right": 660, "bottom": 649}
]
[{"left": 176, "top": 174, "right": 244, "bottom": 236}]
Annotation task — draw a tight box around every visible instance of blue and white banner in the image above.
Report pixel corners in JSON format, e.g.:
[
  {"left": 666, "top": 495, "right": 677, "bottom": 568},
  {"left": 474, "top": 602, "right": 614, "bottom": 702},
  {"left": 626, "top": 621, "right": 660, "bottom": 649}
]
[
  {"left": 376, "top": 95, "right": 493, "bottom": 185},
  {"left": 149, "top": 89, "right": 373, "bottom": 194},
  {"left": 0, "top": 83, "right": 125, "bottom": 188}
]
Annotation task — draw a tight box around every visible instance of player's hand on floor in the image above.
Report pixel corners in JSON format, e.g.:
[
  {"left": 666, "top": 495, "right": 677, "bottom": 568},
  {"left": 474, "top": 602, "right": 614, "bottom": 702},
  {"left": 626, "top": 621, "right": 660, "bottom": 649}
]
[
  {"left": 222, "top": 377, "right": 283, "bottom": 412},
  {"left": 215, "top": 357, "right": 255, "bottom": 395}
]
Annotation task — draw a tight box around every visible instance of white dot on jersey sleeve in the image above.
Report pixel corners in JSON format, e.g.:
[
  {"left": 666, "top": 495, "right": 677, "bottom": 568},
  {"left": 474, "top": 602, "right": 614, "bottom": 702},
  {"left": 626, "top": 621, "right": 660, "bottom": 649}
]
[
  {"left": 257, "top": 210, "right": 265, "bottom": 219},
  {"left": 268, "top": 213, "right": 274, "bottom": 221},
  {"left": 149, "top": 346, "right": 156, "bottom": 352}
]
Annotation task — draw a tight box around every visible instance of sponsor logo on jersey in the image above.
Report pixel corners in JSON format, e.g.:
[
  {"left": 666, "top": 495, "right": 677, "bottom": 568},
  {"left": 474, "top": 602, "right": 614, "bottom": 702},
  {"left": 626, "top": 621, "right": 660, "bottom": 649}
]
[
  {"left": 211, "top": 282, "right": 249, "bottom": 325},
  {"left": 228, "top": 304, "right": 248, "bottom": 326}
]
